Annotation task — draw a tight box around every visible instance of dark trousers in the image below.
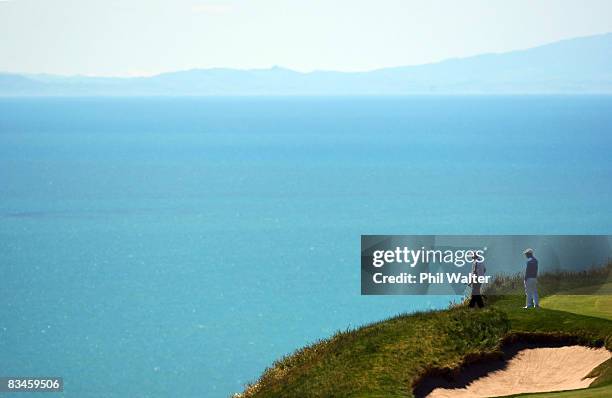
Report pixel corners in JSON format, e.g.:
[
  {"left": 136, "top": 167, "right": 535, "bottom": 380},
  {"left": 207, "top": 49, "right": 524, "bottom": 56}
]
[{"left": 469, "top": 283, "right": 485, "bottom": 308}]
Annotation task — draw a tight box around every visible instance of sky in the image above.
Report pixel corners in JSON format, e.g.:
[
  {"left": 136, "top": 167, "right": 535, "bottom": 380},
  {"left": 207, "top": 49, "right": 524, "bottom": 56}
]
[{"left": 1, "top": 0, "right": 612, "bottom": 76}]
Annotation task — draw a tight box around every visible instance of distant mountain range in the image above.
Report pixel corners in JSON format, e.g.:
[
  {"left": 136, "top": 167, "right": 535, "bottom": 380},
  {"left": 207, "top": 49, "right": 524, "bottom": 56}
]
[{"left": 2, "top": 33, "right": 612, "bottom": 96}]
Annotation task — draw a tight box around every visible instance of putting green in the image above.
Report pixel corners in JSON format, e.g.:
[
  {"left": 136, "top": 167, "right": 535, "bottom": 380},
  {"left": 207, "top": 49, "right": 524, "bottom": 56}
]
[
  {"left": 540, "top": 294, "right": 612, "bottom": 321},
  {"left": 561, "top": 281, "right": 612, "bottom": 295}
]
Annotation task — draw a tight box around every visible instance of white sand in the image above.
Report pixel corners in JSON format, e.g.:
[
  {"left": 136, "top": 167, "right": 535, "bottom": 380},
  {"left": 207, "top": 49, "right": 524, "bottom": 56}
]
[{"left": 427, "top": 346, "right": 611, "bottom": 398}]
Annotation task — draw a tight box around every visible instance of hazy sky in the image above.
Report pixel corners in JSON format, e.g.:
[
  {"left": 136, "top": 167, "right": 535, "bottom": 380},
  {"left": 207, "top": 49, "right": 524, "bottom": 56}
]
[{"left": 2, "top": 0, "right": 612, "bottom": 76}]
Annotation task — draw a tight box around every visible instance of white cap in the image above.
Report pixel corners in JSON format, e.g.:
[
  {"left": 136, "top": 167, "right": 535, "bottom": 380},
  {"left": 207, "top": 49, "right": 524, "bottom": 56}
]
[{"left": 523, "top": 248, "right": 534, "bottom": 255}]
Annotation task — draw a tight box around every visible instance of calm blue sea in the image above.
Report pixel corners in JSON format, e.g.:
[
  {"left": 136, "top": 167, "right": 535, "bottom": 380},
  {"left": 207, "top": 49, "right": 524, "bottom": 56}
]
[{"left": 1, "top": 97, "right": 611, "bottom": 398}]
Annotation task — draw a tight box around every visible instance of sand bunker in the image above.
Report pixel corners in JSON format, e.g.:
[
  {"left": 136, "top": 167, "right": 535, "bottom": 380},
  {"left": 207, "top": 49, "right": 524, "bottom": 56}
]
[{"left": 427, "top": 346, "right": 611, "bottom": 398}]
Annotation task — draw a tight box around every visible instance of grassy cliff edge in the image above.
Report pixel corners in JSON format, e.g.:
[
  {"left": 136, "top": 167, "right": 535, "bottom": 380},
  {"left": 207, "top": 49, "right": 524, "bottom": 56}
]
[{"left": 238, "top": 264, "right": 612, "bottom": 398}]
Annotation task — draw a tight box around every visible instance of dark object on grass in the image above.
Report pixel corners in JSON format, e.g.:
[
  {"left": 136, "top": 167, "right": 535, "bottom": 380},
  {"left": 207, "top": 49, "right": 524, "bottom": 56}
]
[{"left": 469, "top": 283, "right": 485, "bottom": 308}]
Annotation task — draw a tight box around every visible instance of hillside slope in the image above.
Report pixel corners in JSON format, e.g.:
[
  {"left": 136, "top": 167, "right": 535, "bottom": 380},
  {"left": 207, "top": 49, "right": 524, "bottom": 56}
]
[{"left": 237, "top": 265, "right": 612, "bottom": 398}]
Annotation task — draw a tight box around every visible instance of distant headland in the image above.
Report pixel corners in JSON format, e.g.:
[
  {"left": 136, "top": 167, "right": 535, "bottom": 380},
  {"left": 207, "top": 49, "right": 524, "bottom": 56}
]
[{"left": 1, "top": 33, "right": 612, "bottom": 96}]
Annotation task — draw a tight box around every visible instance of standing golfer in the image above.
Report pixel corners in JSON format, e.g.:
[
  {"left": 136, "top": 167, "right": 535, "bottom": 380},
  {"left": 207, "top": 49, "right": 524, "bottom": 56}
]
[
  {"left": 469, "top": 255, "right": 486, "bottom": 308},
  {"left": 523, "top": 248, "right": 539, "bottom": 308}
]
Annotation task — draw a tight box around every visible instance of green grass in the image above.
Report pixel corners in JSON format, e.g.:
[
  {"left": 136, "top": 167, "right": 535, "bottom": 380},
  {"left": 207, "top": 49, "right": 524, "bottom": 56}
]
[
  {"left": 238, "top": 265, "right": 612, "bottom": 398},
  {"left": 490, "top": 295, "right": 612, "bottom": 339},
  {"left": 562, "top": 281, "right": 612, "bottom": 295},
  {"left": 241, "top": 307, "right": 511, "bottom": 398},
  {"left": 504, "top": 385, "right": 612, "bottom": 398},
  {"left": 540, "top": 295, "right": 612, "bottom": 320}
]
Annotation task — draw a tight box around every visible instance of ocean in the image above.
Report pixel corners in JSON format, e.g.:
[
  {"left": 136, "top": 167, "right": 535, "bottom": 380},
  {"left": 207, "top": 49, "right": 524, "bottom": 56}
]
[{"left": 1, "top": 96, "right": 611, "bottom": 397}]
